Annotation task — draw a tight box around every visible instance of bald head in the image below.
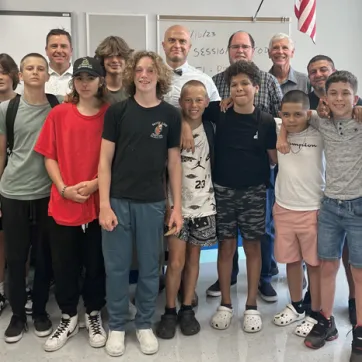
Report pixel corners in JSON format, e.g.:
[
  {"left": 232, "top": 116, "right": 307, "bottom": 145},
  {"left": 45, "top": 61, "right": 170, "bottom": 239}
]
[
  {"left": 162, "top": 25, "right": 192, "bottom": 69},
  {"left": 164, "top": 25, "right": 190, "bottom": 41}
]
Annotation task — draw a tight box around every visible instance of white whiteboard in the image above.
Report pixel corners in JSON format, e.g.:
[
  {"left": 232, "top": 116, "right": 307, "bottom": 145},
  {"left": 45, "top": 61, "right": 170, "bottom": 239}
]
[
  {"left": 157, "top": 15, "right": 291, "bottom": 77},
  {"left": 0, "top": 11, "right": 72, "bottom": 67},
  {"left": 86, "top": 13, "right": 148, "bottom": 56}
]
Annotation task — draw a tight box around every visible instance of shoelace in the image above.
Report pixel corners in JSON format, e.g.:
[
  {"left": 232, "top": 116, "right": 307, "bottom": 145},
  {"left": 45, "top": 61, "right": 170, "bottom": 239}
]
[
  {"left": 51, "top": 317, "right": 71, "bottom": 339},
  {"left": 88, "top": 314, "right": 102, "bottom": 335}
]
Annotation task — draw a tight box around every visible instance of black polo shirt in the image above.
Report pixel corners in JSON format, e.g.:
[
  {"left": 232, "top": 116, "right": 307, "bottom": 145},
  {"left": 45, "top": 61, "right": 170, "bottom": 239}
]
[
  {"left": 203, "top": 102, "right": 276, "bottom": 189},
  {"left": 102, "top": 97, "right": 181, "bottom": 202}
]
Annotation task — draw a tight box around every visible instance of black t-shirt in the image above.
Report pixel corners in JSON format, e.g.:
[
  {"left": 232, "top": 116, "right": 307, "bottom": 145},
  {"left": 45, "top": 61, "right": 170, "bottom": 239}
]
[
  {"left": 203, "top": 102, "right": 276, "bottom": 189},
  {"left": 102, "top": 97, "right": 181, "bottom": 202},
  {"left": 308, "top": 91, "right": 362, "bottom": 110}
]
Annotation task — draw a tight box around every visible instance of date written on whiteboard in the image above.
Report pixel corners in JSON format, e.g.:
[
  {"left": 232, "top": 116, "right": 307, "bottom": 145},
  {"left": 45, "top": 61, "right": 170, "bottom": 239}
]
[
  {"left": 193, "top": 47, "right": 227, "bottom": 57},
  {"left": 190, "top": 30, "right": 216, "bottom": 39}
]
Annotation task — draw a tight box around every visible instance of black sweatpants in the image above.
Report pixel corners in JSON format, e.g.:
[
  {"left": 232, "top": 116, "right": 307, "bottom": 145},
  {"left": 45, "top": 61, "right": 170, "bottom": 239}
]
[
  {"left": 48, "top": 218, "right": 106, "bottom": 316},
  {"left": 1, "top": 196, "right": 52, "bottom": 318}
]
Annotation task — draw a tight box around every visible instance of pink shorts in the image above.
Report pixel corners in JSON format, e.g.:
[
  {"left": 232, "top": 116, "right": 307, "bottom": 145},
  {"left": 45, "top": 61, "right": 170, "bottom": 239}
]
[{"left": 273, "top": 203, "right": 320, "bottom": 266}]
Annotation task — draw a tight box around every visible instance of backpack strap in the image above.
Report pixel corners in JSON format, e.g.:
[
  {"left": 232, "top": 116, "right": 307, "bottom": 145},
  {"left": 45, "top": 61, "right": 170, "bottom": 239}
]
[
  {"left": 5, "top": 94, "right": 21, "bottom": 155},
  {"left": 45, "top": 93, "right": 60, "bottom": 108}
]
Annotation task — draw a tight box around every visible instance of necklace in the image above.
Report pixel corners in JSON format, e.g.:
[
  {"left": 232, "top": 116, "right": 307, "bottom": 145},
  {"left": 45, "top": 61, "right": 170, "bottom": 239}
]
[{"left": 289, "top": 127, "right": 308, "bottom": 154}]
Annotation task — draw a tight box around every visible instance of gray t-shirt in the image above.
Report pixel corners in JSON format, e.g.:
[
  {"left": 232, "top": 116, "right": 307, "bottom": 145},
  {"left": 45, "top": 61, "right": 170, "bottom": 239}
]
[
  {"left": 310, "top": 111, "right": 362, "bottom": 200},
  {"left": 0, "top": 96, "right": 62, "bottom": 200},
  {"left": 106, "top": 88, "right": 128, "bottom": 105}
]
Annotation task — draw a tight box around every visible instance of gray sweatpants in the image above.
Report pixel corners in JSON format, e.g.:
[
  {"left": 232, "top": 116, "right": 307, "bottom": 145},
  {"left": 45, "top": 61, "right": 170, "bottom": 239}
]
[{"left": 102, "top": 198, "right": 165, "bottom": 331}]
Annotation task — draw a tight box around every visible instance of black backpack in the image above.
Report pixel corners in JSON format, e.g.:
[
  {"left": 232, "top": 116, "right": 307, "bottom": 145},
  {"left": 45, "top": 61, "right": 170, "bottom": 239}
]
[{"left": 5, "top": 93, "right": 59, "bottom": 156}]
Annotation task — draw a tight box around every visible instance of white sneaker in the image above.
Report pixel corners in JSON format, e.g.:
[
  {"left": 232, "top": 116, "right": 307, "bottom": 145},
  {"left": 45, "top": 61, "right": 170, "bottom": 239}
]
[
  {"left": 105, "top": 330, "right": 125, "bottom": 357},
  {"left": 136, "top": 329, "right": 159, "bottom": 355},
  {"left": 44, "top": 314, "right": 79, "bottom": 352},
  {"left": 85, "top": 311, "right": 106, "bottom": 348},
  {"left": 25, "top": 288, "right": 33, "bottom": 315},
  {"left": 128, "top": 301, "right": 137, "bottom": 321}
]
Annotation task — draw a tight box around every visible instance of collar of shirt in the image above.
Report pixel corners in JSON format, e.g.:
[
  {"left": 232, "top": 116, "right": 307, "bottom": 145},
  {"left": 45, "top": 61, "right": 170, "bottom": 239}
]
[
  {"left": 269, "top": 66, "right": 297, "bottom": 85},
  {"left": 170, "top": 61, "right": 189, "bottom": 74},
  {"left": 49, "top": 64, "right": 73, "bottom": 77}
]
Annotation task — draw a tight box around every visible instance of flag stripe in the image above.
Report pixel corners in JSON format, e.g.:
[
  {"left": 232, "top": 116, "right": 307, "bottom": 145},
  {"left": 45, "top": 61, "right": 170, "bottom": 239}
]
[{"left": 295, "top": 0, "right": 316, "bottom": 43}]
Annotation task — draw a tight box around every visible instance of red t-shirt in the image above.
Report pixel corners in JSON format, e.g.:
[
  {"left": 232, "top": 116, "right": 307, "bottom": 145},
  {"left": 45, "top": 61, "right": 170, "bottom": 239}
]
[{"left": 35, "top": 102, "right": 109, "bottom": 226}]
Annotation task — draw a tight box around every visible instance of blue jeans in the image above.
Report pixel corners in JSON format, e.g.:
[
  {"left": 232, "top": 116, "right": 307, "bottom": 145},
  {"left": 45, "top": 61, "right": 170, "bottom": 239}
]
[
  {"left": 318, "top": 196, "right": 362, "bottom": 268},
  {"left": 231, "top": 167, "right": 277, "bottom": 283},
  {"left": 102, "top": 198, "right": 165, "bottom": 331}
]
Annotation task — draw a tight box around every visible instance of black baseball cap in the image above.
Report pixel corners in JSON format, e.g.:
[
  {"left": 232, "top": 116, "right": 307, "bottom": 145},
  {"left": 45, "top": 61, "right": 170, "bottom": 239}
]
[{"left": 73, "top": 57, "right": 104, "bottom": 77}]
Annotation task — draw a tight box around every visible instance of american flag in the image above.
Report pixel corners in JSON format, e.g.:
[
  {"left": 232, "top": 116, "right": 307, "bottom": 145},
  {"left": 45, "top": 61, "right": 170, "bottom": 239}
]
[{"left": 294, "top": 0, "right": 317, "bottom": 43}]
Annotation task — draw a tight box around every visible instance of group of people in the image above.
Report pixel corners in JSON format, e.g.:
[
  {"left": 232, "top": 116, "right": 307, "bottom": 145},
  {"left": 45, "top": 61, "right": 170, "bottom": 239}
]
[{"left": 0, "top": 23, "right": 361, "bottom": 362}]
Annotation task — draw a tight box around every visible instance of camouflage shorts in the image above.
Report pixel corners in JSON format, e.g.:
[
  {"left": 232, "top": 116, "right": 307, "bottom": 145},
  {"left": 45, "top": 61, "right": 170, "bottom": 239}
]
[
  {"left": 177, "top": 215, "right": 217, "bottom": 247},
  {"left": 214, "top": 183, "right": 266, "bottom": 241}
]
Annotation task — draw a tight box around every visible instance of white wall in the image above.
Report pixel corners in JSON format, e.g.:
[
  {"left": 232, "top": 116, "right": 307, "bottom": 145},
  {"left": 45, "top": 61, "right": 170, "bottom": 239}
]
[{"left": 3, "top": 0, "right": 362, "bottom": 84}]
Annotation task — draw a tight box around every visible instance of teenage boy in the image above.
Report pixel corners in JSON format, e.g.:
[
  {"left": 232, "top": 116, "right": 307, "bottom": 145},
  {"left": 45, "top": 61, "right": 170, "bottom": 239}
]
[
  {"left": 278, "top": 71, "right": 362, "bottom": 362},
  {"left": 0, "top": 53, "right": 19, "bottom": 314},
  {"left": 0, "top": 53, "right": 62, "bottom": 342},
  {"left": 157, "top": 80, "right": 217, "bottom": 339},
  {"left": 99, "top": 50, "right": 182, "bottom": 357},
  {"left": 272, "top": 90, "right": 323, "bottom": 338},
  {"left": 182, "top": 60, "right": 277, "bottom": 332},
  {"left": 95, "top": 35, "right": 133, "bottom": 104}
]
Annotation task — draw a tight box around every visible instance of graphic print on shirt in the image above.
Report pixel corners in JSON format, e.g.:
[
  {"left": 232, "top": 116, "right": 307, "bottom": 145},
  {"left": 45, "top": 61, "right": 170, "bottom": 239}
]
[
  {"left": 151, "top": 121, "right": 167, "bottom": 139},
  {"left": 170, "top": 123, "right": 216, "bottom": 218}
]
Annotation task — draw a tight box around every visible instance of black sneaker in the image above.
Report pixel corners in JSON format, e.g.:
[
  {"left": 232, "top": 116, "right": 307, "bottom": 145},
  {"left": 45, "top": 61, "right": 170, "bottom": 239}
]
[
  {"left": 349, "top": 299, "right": 357, "bottom": 326},
  {"left": 4, "top": 315, "right": 28, "bottom": 343},
  {"left": 178, "top": 309, "right": 200, "bottom": 336},
  {"left": 350, "top": 326, "right": 362, "bottom": 362},
  {"left": 304, "top": 313, "right": 338, "bottom": 349},
  {"left": 271, "top": 266, "right": 279, "bottom": 277},
  {"left": 258, "top": 282, "right": 278, "bottom": 302},
  {"left": 0, "top": 292, "right": 7, "bottom": 315},
  {"left": 206, "top": 279, "right": 237, "bottom": 297},
  {"left": 25, "top": 288, "right": 33, "bottom": 315},
  {"left": 34, "top": 314, "right": 53, "bottom": 337},
  {"left": 156, "top": 313, "right": 178, "bottom": 339}
]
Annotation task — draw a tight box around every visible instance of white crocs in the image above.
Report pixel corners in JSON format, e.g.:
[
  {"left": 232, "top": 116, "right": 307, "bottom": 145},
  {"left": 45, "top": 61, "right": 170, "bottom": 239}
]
[
  {"left": 210, "top": 306, "right": 233, "bottom": 330},
  {"left": 273, "top": 304, "right": 305, "bottom": 326},
  {"left": 294, "top": 316, "right": 318, "bottom": 337},
  {"left": 243, "top": 309, "right": 262, "bottom": 333}
]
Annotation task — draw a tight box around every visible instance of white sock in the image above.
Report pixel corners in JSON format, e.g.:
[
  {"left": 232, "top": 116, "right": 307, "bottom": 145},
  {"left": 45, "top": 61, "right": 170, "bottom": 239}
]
[{"left": 0, "top": 281, "right": 4, "bottom": 295}]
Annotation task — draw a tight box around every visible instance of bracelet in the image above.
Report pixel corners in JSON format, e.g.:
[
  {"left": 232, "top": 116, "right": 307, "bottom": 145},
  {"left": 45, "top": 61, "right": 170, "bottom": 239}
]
[{"left": 61, "top": 185, "right": 68, "bottom": 198}]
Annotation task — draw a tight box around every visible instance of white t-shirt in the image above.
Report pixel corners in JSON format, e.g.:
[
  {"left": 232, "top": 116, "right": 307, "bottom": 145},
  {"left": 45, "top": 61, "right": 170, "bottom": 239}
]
[
  {"left": 45, "top": 64, "right": 73, "bottom": 96},
  {"left": 164, "top": 62, "right": 220, "bottom": 108},
  {"left": 275, "top": 118, "right": 325, "bottom": 211},
  {"left": 168, "top": 123, "right": 216, "bottom": 218},
  {"left": 15, "top": 64, "right": 73, "bottom": 97}
]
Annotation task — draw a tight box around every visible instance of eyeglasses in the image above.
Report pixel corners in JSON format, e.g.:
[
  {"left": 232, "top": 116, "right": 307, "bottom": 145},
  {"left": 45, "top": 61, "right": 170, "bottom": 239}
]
[{"left": 228, "top": 44, "right": 253, "bottom": 50}]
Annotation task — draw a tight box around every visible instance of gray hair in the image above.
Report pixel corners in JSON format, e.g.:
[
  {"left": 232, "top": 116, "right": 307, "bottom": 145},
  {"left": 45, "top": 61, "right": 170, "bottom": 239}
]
[{"left": 268, "top": 33, "right": 294, "bottom": 51}]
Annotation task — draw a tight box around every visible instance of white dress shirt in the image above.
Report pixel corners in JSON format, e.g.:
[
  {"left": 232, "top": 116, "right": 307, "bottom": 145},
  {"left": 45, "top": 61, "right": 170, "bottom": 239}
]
[
  {"left": 164, "top": 61, "right": 220, "bottom": 108},
  {"left": 45, "top": 64, "right": 73, "bottom": 96}
]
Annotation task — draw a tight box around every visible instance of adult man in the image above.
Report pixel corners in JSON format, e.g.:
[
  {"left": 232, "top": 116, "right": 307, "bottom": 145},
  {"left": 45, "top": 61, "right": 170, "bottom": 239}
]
[
  {"left": 95, "top": 35, "right": 133, "bottom": 104},
  {"left": 305, "top": 55, "right": 362, "bottom": 325},
  {"left": 162, "top": 25, "right": 220, "bottom": 107},
  {"left": 208, "top": 31, "right": 283, "bottom": 302},
  {"left": 45, "top": 29, "right": 73, "bottom": 96},
  {"left": 0, "top": 53, "right": 61, "bottom": 343},
  {"left": 268, "top": 33, "right": 310, "bottom": 95}
]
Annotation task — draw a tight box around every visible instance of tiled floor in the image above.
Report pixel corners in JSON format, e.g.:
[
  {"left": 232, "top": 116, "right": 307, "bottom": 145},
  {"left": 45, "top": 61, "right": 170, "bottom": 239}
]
[{"left": 0, "top": 249, "right": 355, "bottom": 362}]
